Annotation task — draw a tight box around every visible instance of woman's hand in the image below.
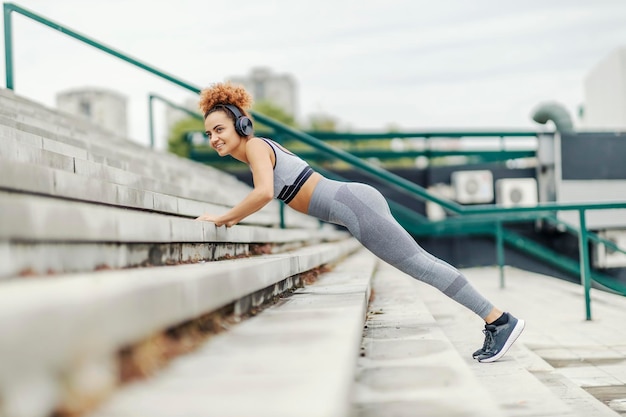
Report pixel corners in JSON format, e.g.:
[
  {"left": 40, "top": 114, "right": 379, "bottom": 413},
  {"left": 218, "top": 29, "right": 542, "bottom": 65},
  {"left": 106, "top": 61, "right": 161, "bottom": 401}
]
[{"left": 195, "top": 213, "right": 234, "bottom": 227}]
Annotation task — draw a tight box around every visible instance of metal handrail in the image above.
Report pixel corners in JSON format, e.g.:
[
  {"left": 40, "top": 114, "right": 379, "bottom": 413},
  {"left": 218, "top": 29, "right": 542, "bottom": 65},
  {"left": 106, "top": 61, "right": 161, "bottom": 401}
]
[
  {"left": 3, "top": 3, "right": 200, "bottom": 92},
  {"left": 299, "top": 130, "right": 546, "bottom": 140},
  {"left": 5, "top": 1, "right": 626, "bottom": 320}
]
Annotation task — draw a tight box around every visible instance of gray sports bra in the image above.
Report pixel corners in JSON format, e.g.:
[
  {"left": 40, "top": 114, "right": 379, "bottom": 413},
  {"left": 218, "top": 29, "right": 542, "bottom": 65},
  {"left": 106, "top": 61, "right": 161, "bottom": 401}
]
[{"left": 259, "top": 138, "right": 314, "bottom": 204}]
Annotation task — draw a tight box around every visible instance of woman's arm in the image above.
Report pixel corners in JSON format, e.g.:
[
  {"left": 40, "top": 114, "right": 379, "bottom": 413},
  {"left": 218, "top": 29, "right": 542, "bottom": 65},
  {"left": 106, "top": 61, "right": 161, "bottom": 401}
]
[{"left": 196, "top": 139, "right": 274, "bottom": 227}]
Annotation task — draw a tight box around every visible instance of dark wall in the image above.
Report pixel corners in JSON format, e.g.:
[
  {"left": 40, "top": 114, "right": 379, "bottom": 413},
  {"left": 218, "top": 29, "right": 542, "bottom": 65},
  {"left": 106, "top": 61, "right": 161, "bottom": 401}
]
[{"left": 561, "top": 132, "right": 626, "bottom": 180}]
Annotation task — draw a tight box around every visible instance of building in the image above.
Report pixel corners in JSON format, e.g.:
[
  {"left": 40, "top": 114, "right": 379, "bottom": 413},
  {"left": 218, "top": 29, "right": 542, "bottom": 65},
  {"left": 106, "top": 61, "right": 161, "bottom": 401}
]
[
  {"left": 581, "top": 46, "right": 626, "bottom": 130},
  {"left": 56, "top": 87, "right": 128, "bottom": 139},
  {"left": 229, "top": 67, "right": 298, "bottom": 118}
]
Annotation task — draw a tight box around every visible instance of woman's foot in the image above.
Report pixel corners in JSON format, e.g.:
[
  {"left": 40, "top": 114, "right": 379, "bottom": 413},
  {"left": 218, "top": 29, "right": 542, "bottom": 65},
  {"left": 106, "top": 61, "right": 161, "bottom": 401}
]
[{"left": 473, "top": 312, "right": 525, "bottom": 363}]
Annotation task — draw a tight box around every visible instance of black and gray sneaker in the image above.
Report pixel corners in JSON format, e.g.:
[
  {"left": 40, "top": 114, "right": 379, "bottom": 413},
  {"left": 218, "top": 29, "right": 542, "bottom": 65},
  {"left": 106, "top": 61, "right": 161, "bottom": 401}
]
[{"left": 475, "top": 312, "right": 525, "bottom": 363}]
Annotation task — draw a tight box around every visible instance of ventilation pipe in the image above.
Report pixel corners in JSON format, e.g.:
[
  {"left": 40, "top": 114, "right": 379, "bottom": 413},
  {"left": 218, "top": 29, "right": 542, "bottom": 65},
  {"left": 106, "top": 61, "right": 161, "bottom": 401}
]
[{"left": 531, "top": 102, "right": 574, "bottom": 132}]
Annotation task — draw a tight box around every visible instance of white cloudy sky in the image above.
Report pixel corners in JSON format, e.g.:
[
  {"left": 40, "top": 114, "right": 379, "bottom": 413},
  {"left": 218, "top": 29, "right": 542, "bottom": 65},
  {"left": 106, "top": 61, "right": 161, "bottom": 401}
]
[{"left": 3, "top": 0, "right": 626, "bottom": 148}]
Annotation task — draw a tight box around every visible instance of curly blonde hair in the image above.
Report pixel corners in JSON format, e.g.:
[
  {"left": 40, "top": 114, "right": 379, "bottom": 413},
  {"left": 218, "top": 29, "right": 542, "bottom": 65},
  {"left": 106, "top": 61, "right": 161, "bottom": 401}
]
[{"left": 198, "top": 82, "right": 253, "bottom": 118}]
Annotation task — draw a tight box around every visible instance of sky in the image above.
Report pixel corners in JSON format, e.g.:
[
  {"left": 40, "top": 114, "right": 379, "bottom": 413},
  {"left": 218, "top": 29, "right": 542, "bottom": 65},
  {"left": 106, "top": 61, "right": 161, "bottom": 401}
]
[{"left": 2, "top": 0, "right": 626, "bottom": 149}]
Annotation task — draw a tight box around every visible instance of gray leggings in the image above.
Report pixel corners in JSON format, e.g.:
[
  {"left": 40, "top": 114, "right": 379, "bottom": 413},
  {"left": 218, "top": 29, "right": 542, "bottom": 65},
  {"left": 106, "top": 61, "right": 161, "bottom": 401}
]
[{"left": 308, "top": 177, "right": 494, "bottom": 319}]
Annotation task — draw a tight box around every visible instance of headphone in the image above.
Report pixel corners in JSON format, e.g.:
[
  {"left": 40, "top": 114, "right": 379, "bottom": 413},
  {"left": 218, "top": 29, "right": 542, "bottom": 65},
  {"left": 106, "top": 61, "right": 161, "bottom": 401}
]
[{"left": 219, "top": 104, "right": 254, "bottom": 136}]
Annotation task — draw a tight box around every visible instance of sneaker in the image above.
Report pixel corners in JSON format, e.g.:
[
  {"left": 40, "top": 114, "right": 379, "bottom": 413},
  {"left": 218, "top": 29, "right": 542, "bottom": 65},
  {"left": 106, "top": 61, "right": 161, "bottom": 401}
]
[{"left": 475, "top": 312, "right": 525, "bottom": 363}]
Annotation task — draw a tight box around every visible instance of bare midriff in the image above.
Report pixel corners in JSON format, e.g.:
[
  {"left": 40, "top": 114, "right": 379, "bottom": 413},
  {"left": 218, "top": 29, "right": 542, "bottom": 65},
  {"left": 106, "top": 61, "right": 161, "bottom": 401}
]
[{"left": 286, "top": 172, "right": 323, "bottom": 214}]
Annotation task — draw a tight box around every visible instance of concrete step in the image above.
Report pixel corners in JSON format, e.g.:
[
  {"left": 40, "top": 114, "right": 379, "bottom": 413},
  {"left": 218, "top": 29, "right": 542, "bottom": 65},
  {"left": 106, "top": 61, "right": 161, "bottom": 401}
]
[
  {"left": 83, "top": 248, "right": 375, "bottom": 417},
  {"left": 417, "top": 266, "right": 622, "bottom": 416},
  {"left": 350, "top": 262, "right": 504, "bottom": 417},
  {"left": 0, "top": 238, "right": 363, "bottom": 417},
  {"left": 0, "top": 155, "right": 227, "bottom": 217},
  {"left": 0, "top": 190, "right": 321, "bottom": 244},
  {"left": 0, "top": 190, "right": 347, "bottom": 278}
]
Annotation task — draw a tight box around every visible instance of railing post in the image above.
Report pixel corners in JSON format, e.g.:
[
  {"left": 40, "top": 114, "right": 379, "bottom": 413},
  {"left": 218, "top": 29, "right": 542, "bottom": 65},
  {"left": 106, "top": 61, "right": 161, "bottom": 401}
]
[
  {"left": 496, "top": 220, "right": 505, "bottom": 288},
  {"left": 4, "top": 3, "right": 14, "bottom": 90},
  {"left": 279, "top": 201, "right": 286, "bottom": 229},
  {"left": 578, "top": 209, "right": 592, "bottom": 320},
  {"left": 148, "top": 94, "right": 155, "bottom": 149}
]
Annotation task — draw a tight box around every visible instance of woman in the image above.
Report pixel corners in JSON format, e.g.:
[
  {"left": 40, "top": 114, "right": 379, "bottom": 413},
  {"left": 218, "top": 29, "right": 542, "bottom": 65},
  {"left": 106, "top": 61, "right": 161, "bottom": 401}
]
[{"left": 196, "top": 82, "right": 524, "bottom": 363}]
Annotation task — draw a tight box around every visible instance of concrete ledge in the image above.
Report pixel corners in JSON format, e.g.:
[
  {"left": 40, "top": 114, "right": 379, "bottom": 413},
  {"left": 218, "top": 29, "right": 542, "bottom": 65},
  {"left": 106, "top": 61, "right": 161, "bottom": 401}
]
[
  {"left": 0, "top": 191, "right": 347, "bottom": 279},
  {"left": 0, "top": 157, "right": 296, "bottom": 227},
  {"left": 0, "top": 237, "right": 341, "bottom": 279},
  {"left": 0, "top": 189, "right": 332, "bottom": 244},
  {"left": 0, "top": 238, "right": 362, "bottom": 417},
  {"left": 89, "top": 248, "right": 377, "bottom": 417}
]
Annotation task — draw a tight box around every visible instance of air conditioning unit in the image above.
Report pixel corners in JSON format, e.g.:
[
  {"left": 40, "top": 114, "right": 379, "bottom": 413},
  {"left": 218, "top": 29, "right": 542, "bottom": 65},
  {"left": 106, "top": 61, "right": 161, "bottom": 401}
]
[
  {"left": 451, "top": 170, "right": 494, "bottom": 204},
  {"left": 426, "top": 184, "right": 455, "bottom": 221},
  {"left": 594, "top": 229, "right": 626, "bottom": 269},
  {"left": 496, "top": 178, "right": 538, "bottom": 208}
]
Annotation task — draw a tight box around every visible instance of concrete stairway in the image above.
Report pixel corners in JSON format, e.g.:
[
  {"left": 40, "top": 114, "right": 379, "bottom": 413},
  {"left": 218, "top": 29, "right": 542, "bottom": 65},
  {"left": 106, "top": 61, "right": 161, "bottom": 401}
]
[{"left": 0, "top": 88, "right": 360, "bottom": 417}]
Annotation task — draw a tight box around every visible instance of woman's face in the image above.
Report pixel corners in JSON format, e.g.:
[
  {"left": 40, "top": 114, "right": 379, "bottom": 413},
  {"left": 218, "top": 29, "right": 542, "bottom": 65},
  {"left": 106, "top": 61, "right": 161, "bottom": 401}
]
[{"left": 204, "top": 110, "right": 241, "bottom": 156}]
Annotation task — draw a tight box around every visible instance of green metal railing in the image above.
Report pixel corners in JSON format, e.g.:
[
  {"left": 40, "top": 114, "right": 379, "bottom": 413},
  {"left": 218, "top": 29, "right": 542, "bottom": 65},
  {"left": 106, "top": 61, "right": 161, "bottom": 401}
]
[
  {"left": 189, "top": 128, "right": 538, "bottom": 165},
  {"left": 5, "top": 1, "right": 626, "bottom": 320},
  {"left": 3, "top": 3, "right": 200, "bottom": 92}
]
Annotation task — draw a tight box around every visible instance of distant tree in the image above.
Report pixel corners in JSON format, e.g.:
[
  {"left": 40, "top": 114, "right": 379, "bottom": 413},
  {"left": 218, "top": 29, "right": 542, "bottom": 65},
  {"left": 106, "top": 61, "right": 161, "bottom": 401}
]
[
  {"left": 167, "top": 116, "right": 205, "bottom": 158},
  {"left": 307, "top": 113, "right": 338, "bottom": 132}
]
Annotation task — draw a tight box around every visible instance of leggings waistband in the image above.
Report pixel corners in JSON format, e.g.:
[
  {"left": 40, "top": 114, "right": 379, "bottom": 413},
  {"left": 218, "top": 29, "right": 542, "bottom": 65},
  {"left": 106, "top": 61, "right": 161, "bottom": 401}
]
[{"left": 307, "top": 177, "right": 342, "bottom": 222}]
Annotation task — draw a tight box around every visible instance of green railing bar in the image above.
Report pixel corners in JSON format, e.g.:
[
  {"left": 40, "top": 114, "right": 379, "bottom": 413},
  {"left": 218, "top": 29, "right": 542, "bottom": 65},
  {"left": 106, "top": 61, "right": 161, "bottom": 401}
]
[
  {"left": 3, "top": 3, "right": 201, "bottom": 94},
  {"left": 3, "top": 2, "right": 14, "bottom": 89},
  {"left": 497, "top": 221, "right": 505, "bottom": 289},
  {"left": 578, "top": 210, "right": 592, "bottom": 320},
  {"left": 299, "top": 130, "right": 547, "bottom": 140},
  {"left": 463, "top": 201, "right": 626, "bottom": 215},
  {"left": 190, "top": 147, "right": 535, "bottom": 161}
]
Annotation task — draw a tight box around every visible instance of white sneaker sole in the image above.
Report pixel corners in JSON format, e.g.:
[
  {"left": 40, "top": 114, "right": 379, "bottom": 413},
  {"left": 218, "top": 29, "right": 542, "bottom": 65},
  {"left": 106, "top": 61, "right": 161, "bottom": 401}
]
[{"left": 477, "top": 319, "right": 525, "bottom": 363}]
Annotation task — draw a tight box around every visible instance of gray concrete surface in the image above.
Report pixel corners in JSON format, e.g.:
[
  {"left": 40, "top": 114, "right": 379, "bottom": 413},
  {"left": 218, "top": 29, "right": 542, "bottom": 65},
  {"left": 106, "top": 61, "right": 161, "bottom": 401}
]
[
  {"left": 0, "top": 190, "right": 339, "bottom": 244},
  {"left": 351, "top": 261, "right": 504, "bottom": 417},
  {"left": 0, "top": 238, "right": 361, "bottom": 417},
  {"left": 87, "top": 249, "right": 377, "bottom": 417}
]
